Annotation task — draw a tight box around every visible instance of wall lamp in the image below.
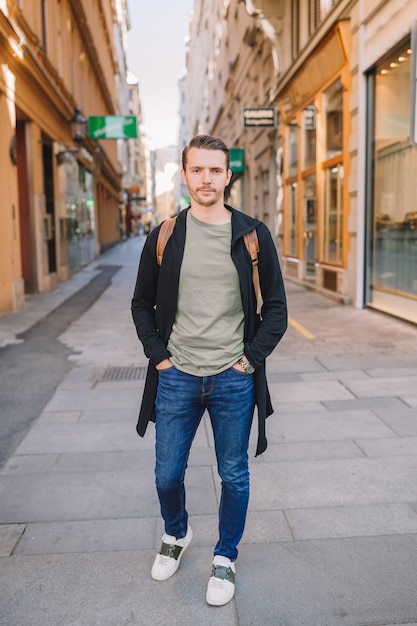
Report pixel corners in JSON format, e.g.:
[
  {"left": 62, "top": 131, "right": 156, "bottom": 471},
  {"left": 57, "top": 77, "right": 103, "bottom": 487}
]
[{"left": 56, "top": 107, "right": 87, "bottom": 165}]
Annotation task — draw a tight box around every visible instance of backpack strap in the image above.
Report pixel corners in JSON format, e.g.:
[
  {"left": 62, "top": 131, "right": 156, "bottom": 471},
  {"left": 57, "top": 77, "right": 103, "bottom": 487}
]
[
  {"left": 244, "top": 229, "right": 262, "bottom": 315},
  {"left": 156, "top": 216, "right": 177, "bottom": 265}
]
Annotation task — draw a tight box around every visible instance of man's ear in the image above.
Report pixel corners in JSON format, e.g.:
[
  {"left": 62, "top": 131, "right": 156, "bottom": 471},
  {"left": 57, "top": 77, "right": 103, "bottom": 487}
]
[
  {"left": 180, "top": 169, "right": 187, "bottom": 184},
  {"left": 227, "top": 169, "right": 232, "bottom": 185}
]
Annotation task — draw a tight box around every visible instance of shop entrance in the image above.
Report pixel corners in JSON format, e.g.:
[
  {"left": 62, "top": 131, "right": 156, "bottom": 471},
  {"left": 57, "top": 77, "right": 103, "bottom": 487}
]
[
  {"left": 42, "top": 140, "right": 57, "bottom": 274},
  {"left": 303, "top": 174, "right": 317, "bottom": 279}
]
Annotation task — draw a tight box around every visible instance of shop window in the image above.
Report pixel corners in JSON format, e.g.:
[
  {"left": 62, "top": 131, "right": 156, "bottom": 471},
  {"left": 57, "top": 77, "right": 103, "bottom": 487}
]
[
  {"left": 287, "top": 119, "right": 298, "bottom": 178},
  {"left": 323, "top": 165, "right": 343, "bottom": 264},
  {"left": 286, "top": 182, "right": 298, "bottom": 258},
  {"left": 302, "top": 105, "right": 316, "bottom": 170},
  {"left": 324, "top": 78, "right": 343, "bottom": 160},
  {"left": 303, "top": 173, "right": 317, "bottom": 277},
  {"left": 367, "top": 38, "right": 417, "bottom": 308}
]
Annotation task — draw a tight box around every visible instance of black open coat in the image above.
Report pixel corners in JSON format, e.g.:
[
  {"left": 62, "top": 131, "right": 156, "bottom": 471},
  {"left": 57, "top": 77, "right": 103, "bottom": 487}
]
[{"left": 131, "top": 205, "right": 287, "bottom": 456}]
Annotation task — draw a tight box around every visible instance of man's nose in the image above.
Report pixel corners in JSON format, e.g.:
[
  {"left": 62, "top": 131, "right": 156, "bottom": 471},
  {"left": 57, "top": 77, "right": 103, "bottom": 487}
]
[{"left": 201, "top": 169, "right": 211, "bottom": 183}]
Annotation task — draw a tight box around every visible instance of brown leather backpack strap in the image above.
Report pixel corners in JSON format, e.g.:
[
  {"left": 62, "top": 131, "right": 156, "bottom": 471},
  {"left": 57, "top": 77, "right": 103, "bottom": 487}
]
[
  {"left": 156, "top": 217, "right": 177, "bottom": 265},
  {"left": 244, "top": 229, "right": 263, "bottom": 315}
]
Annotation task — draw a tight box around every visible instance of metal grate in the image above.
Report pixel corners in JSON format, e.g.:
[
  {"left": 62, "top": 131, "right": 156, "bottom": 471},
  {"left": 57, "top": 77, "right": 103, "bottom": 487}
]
[{"left": 93, "top": 366, "right": 147, "bottom": 382}]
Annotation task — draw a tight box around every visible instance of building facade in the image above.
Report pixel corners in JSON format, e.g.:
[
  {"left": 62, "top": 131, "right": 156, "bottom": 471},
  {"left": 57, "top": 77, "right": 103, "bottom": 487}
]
[
  {"left": 124, "top": 72, "right": 148, "bottom": 237},
  {"left": 0, "top": 0, "right": 138, "bottom": 312},
  {"left": 182, "top": 0, "right": 417, "bottom": 324},
  {"left": 358, "top": 0, "right": 417, "bottom": 323}
]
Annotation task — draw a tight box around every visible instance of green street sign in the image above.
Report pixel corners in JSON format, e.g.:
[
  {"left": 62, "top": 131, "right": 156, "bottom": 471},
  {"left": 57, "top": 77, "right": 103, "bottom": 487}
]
[
  {"left": 179, "top": 196, "right": 191, "bottom": 209},
  {"left": 88, "top": 116, "right": 137, "bottom": 139},
  {"left": 229, "top": 148, "right": 245, "bottom": 173}
]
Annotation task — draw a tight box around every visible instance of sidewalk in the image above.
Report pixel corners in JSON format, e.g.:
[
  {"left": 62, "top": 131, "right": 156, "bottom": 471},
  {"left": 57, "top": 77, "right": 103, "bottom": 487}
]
[{"left": 1, "top": 237, "right": 417, "bottom": 626}]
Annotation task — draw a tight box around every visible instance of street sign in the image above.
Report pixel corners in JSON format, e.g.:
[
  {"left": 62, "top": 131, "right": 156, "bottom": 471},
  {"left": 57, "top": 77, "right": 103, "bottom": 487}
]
[
  {"left": 242, "top": 107, "right": 276, "bottom": 129},
  {"left": 88, "top": 116, "right": 138, "bottom": 139},
  {"left": 229, "top": 148, "right": 245, "bottom": 173}
]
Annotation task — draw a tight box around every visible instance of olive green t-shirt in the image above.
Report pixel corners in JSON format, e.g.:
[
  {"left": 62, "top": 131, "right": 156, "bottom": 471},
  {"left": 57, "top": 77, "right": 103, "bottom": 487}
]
[{"left": 168, "top": 211, "right": 244, "bottom": 376}]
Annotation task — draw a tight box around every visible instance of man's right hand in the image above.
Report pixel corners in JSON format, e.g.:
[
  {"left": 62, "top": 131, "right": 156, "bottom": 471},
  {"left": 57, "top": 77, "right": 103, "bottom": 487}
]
[{"left": 156, "top": 359, "right": 172, "bottom": 371}]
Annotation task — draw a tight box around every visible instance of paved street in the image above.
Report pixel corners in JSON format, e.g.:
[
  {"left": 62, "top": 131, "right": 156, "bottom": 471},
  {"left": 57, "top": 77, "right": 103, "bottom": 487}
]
[{"left": 1, "top": 236, "right": 417, "bottom": 625}]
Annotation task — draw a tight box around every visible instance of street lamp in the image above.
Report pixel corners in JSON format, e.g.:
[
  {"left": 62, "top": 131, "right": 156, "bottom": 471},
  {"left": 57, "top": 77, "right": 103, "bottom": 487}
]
[
  {"left": 70, "top": 107, "right": 87, "bottom": 148},
  {"left": 56, "top": 107, "right": 88, "bottom": 164}
]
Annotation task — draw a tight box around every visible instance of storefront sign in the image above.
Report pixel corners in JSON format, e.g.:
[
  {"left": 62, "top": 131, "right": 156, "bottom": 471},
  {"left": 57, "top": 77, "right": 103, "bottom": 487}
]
[
  {"left": 242, "top": 107, "right": 276, "bottom": 128},
  {"left": 278, "top": 23, "right": 348, "bottom": 120},
  {"left": 229, "top": 148, "right": 245, "bottom": 173},
  {"left": 88, "top": 116, "right": 138, "bottom": 139}
]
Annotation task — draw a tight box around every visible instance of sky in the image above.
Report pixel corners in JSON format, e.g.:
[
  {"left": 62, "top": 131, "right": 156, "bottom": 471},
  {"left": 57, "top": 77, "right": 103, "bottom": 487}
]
[{"left": 126, "top": 2, "right": 193, "bottom": 150}]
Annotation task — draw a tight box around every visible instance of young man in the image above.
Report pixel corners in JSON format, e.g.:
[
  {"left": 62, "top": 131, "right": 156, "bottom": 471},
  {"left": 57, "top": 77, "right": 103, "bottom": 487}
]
[{"left": 131, "top": 134, "right": 287, "bottom": 606}]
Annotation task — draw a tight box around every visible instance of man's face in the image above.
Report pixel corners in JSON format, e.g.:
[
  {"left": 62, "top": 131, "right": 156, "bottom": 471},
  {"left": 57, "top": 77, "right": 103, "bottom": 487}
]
[{"left": 181, "top": 147, "right": 232, "bottom": 208}]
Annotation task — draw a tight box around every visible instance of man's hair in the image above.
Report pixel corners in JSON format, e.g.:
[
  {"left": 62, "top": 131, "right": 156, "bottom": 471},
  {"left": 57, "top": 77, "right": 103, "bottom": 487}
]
[{"left": 182, "top": 134, "right": 230, "bottom": 171}]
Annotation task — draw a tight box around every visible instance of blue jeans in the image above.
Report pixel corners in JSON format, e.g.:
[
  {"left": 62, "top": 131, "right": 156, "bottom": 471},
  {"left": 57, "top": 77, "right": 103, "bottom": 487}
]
[{"left": 154, "top": 365, "right": 255, "bottom": 562}]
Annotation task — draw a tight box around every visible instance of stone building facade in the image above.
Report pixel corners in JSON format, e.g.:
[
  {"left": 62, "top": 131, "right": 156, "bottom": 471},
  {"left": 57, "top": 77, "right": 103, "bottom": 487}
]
[
  {"left": 0, "top": 0, "right": 140, "bottom": 311},
  {"left": 182, "top": 0, "right": 417, "bottom": 324}
]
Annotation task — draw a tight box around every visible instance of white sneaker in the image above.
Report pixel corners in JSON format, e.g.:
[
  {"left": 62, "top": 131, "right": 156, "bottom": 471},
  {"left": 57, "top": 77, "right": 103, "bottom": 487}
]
[
  {"left": 206, "top": 555, "right": 236, "bottom": 606},
  {"left": 151, "top": 526, "right": 193, "bottom": 581}
]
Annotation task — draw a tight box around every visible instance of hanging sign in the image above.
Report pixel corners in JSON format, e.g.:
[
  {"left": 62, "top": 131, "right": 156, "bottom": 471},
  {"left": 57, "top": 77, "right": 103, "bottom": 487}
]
[
  {"left": 229, "top": 148, "right": 245, "bottom": 173},
  {"left": 242, "top": 107, "right": 276, "bottom": 128},
  {"left": 88, "top": 116, "right": 138, "bottom": 139}
]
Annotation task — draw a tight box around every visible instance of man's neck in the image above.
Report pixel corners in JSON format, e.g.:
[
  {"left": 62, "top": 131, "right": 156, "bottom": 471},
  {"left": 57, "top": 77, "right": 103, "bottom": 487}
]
[{"left": 190, "top": 202, "right": 231, "bottom": 225}]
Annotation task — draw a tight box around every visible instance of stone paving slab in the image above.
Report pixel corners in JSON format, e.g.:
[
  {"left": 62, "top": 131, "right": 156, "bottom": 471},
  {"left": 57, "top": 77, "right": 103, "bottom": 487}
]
[
  {"left": 298, "top": 369, "right": 371, "bottom": 382},
  {"left": 265, "top": 409, "right": 395, "bottom": 442},
  {"left": 356, "top": 436, "right": 417, "bottom": 457},
  {"left": 36, "top": 410, "right": 83, "bottom": 424},
  {"left": 15, "top": 411, "right": 207, "bottom": 456},
  {"left": 261, "top": 440, "right": 364, "bottom": 463},
  {"left": 15, "top": 517, "right": 156, "bottom": 555},
  {"left": 345, "top": 376, "right": 417, "bottom": 398},
  {"left": 1, "top": 454, "right": 60, "bottom": 475},
  {"left": 55, "top": 449, "right": 157, "bottom": 473},
  {"left": 0, "top": 466, "right": 216, "bottom": 525},
  {"left": 371, "top": 408, "right": 417, "bottom": 437},
  {"left": 268, "top": 380, "right": 355, "bottom": 403},
  {"left": 0, "top": 524, "right": 25, "bottom": 557},
  {"left": 266, "top": 357, "right": 327, "bottom": 373},
  {"left": 322, "top": 396, "right": 408, "bottom": 412},
  {"left": 44, "top": 387, "right": 140, "bottom": 412},
  {"left": 365, "top": 367, "right": 417, "bottom": 379},
  {"left": 285, "top": 503, "right": 417, "bottom": 540},
  {"left": 317, "top": 354, "right": 417, "bottom": 371},
  {"left": 13, "top": 421, "right": 150, "bottom": 454},
  {"left": 249, "top": 456, "right": 417, "bottom": 510},
  {"left": 403, "top": 396, "right": 417, "bottom": 407},
  {"left": 270, "top": 400, "right": 326, "bottom": 413}
]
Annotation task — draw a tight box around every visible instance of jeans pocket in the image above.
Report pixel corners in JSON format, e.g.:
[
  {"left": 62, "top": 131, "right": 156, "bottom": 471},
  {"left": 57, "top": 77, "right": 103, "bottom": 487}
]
[{"left": 158, "top": 365, "right": 175, "bottom": 373}]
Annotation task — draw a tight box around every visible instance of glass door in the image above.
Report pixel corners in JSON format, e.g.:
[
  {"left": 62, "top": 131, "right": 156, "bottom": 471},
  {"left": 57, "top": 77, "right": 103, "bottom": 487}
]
[{"left": 303, "top": 174, "right": 317, "bottom": 278}]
